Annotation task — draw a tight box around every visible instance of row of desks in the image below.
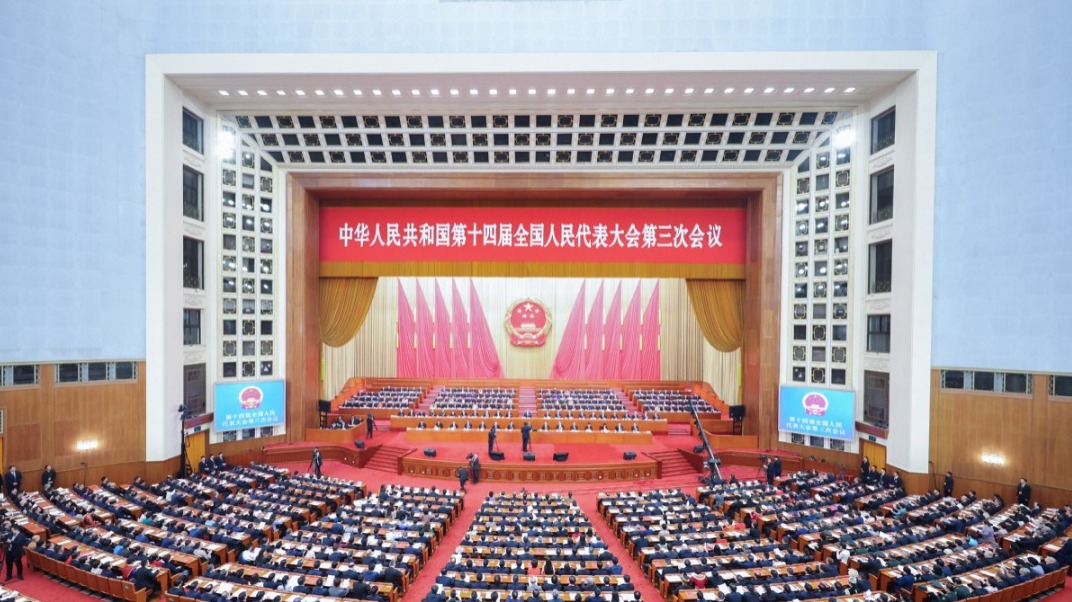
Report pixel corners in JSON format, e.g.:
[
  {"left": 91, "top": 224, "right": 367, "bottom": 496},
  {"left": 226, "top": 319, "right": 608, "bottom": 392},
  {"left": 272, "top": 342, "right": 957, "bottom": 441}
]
[{"left": 404, "top": 428, "right": 654, "bottom": 445}]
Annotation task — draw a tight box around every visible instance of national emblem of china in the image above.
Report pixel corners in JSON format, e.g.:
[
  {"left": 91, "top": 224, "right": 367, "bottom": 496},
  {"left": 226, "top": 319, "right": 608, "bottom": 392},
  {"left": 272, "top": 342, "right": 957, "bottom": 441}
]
[{"left": 506, "top": 298, "right": 552, "bottom": 347}]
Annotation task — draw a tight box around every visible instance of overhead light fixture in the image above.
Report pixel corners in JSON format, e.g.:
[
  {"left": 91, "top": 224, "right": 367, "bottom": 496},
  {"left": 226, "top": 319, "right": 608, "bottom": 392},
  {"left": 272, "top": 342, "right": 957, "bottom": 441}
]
[
  {"left": 724, "top": 87, "right": 735, "bottom": 94},
  {"left": 566, "top": 88, "right": 576, "bottom": 95},
  {"left": 833, "top": 127, "right": 855, "bottom": 148},
  {"left": 353, "top": 89, "right": 363, "bottom": 96},
  {"left": 625, "top": 88, "right": 635, "bottom": 95},
  {"left": 372, "top": 89, "right": 382, "bottom": 96},
  {"left": 784, "top": 87, "right": 795, "bottom": 93},
  {"left": 664, "top": 88, "right": 674, "bottom": 94},
  {"left": 256, "top": 90, "right": 268, "bottom": 96},
  {"left": 294, "top": 90, "right": 305, "bottom": 96},
  {"left": 508, "top": 88, "right": 517, "bottom": 96},
  {"left": 430, "top": 88, "right": 440, "bottom": 96},
  {"left": 844, "top": 87, "right": 857, "bottom": 93},
  {"left": 528, "top": 88, "right": 537, "bottom": 95},
  {"left": 763, "top": 87, "right": 775, "bottom": 94},
  {"left": 275, "top": 90, "right": 286, "bottom": 96},
  {"left": 76, "top": 440, "right": 99, "bottom": 452},
  {"left": 217, "top": 130, "right": 236, "bottom": 156},
  {"left": 469, "top": 88, "right": 479, "bottom": 95},
  {"left": 703, "top": 87, "right": 714, "bottom": 94},
  {"left": 334, "top": 89, "right": 345, "bottom": 96},
  {"left": 803, "top": 87, "right": 815, "bottom": 94},
  {"left": 684, "top": 87, "right": 694, "bottom": 94},
  {"left": 450, "top": 89, "right": 459, "bottom": 96},
  {"left": 586, "top": 88, "right": 595, "bottom": 95},
  {"left": 980, "top": 453, "right": 1006, "bottom": 466},
  {"left": 314, "top": 89, "right": 324, "bottom": 96},
  {"left": 390, "top": 89, "right": 401, "bottom": 96},
  {"left": 824, "top": 87, "right": 836, "bottom": 93},
  {"left": 488, "top": 88, "right": 497, "bottom": 96},
  {"left": 236, "top": 90, "right": 248, "bottom": 96},
  {"left": 218, "top": 90, "right": 229, "bottom": 96},
  {"left": 546, "top": 88, "right": 555, "bottom": 96},
  {"left": 412, "top": 89, "right": 421, "bottom": 96},
  {"left": 605, "top": 88, "right": 615, "bottom": 95},
  {"left": 743, "top": 87, "right": 754, "bottom": 94},
  {"left": 644, "top": 88, "right": 655, "bottom": 95}
]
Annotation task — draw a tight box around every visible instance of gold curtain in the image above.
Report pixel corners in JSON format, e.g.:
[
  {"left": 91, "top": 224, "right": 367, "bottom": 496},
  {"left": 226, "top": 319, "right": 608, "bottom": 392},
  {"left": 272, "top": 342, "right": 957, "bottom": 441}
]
[
  {"left": 320, "top": 277, "right": 379, "bottom": 347},
  {"left": 686, "top": 279, "right": 745, "bottom": 353}
]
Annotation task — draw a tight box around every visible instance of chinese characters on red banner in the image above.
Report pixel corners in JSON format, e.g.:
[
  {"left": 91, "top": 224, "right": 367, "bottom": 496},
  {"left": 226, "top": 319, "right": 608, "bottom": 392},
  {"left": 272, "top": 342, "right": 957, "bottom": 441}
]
[{"left": 320, "top": 207, "right": 746, "bottom": 265}]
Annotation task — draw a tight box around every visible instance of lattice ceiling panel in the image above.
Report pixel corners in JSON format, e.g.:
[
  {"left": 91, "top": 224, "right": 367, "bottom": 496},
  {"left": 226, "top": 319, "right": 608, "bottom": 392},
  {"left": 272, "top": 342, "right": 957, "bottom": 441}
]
[{"left": 225, "top": 108, "right": 845, "bottom": 169}]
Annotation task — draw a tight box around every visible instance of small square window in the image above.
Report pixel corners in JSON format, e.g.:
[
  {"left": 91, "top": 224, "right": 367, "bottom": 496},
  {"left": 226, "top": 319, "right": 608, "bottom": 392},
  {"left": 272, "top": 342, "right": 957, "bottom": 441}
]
[
  {"left": 795, "top": 242, "right": 809, "bottom": 257},
  {"left": 223, "top": 362, "right": 237, "bottom": 378},
  {"left": 813, "top": 303, "right": 827, "bottom": 319},
  {"left": 242, "top": 341, "right": 256, "bottom": 356},
  {"left": 261, "top": 280, "right": 273, "bottom": 294},
  {"left": 261, "top": 340, "right": 274, "bottom": 356},
  {"left": 242, "top": 361, "right": 256, "bottom": 377},
  {"left": 242, "top": 320, "right": 255, "bottom": 335},
  {"left": 793, "top": 325, "right": 807, "bottom": 340},
  {"left": 261, "top": 320, "right": 273, "bottom": 335},
  {"left": 794, "top": 284, "right": 808, "bottom": 299},
  {"left": 796, "top": 220, "right": 809, "bottom": 236},
  {"left": 242, "top": 216, "right": 255, "bottom": 231},
  {"left": 182, "top": 109, "right": 203, "bottom": 153},
  {"left": 242, "top": 299, "right": 255, "bottom": 315},
  {"left": 792, "top": 367, "right": 806, "bottom": 382},
  {"left": 832, "top": 325, "right": 848, "bottom": 341},
  {"left": 261, "top": 300, "right": 273, "bottom": 315},
  {"left": 261, "top": 239, "right": 274, "bottom": 254},
  {"left": 814, "top": 239, "right": 828, "bottom": 255},
  {"left": 812, "top": 347, "right": 826, "bottom": 362},
  {"left": 261, "top": 361, "right": 273, "bottom": 376},
  {"left": 796, "top": 199, "right": 809, "bottom": 215},
  {"left": 261, "top": 218, "right": 273, "bottom": 234},
  {"left": 223, "top": 234, "right": 236, "bottom": 251},
  {"left": 223, "top": 319, "right": 237, "bottom": 335},
  {"left": 814, "top": 282, "right": 827, "bottom": 298},
  {"left": 223, "top": 341, "right": 237, "bottom": 357}
]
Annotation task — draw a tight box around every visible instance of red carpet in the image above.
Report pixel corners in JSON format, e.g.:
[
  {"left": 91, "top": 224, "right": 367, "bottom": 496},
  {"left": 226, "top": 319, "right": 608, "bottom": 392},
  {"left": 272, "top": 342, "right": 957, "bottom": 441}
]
[
  {"left": 1, "top": 566, "right": 101, "bottom": 602},
  {"left": 368, "top": 429, "right": 703, "bottom": 465}
]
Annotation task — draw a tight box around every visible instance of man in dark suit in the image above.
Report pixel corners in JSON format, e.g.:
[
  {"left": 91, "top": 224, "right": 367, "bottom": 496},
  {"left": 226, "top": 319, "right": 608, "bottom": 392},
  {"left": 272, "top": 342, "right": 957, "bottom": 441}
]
[
  {"left": 943, "top": 472, "right": 954, "bottom": 496},
  {"left": 366, "top": 413, "right": 376, "bottom": 439},
  {"left": 3, "top": 466, "right": 22, "bottom": 497},
  {"left": 521, "top": 422, "right": 533, "bottom": 453},
  {"left": 458, "top": 465, "right": 469, "bottom": 492},
  {"left": 488, "top": 425, "right": 498, "bottom": 455},
  {"left": 40, "top": 464, "right": 57, "bottom": 491},
  {"left": 468, "top": 453, "right": 480, "bottom": 485},
  {"left": 2, "top": 521, "right": 27, "bottom": 581},
  {"left": 1016, "top": 478, "right": 1031, "bottom": 505},
  {"left": 310, "top": 448, "right": 323, "bottom": 477},
  {"left": 198, "top": 456, "right": 212, "bottom": 474},
  {"left": 132, "top": 560, "right": 159, "bottom": 593}
]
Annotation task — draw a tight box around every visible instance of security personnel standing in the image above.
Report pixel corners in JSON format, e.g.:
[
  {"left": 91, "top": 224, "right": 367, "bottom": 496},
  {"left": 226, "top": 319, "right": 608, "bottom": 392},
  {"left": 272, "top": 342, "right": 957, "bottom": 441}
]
[{"left": 2, "top": 520, "right": 27, "bottom": 581}]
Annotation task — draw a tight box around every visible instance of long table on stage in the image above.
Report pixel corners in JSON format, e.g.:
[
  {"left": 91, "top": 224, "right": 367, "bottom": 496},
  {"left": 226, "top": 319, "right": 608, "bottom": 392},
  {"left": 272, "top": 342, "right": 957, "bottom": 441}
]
[
  {"left": 403, "top": 428, "right": 653, "bottom": 445},
  {"left": 391, "top": 416, "right": 668, "bottom": 433},
  {"left": 304, "top": 426, "right": 366, "bottom": 442}
]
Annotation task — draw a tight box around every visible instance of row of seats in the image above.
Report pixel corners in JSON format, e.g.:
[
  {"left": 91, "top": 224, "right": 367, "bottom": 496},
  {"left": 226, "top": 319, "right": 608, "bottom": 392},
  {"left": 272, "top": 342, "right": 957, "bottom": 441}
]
[
  {"left": 425, "top": 492, "right": 638, "bottom": 602},
  {"left": 341, "top": 387, "right": 425, "bottom": 410},
  {"left": 628, "top": 389, "right": 718, "bottom": 414}
]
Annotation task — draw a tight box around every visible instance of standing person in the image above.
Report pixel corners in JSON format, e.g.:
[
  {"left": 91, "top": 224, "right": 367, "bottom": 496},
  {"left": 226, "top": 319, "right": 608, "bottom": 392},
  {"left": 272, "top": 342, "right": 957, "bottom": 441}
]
[
  {"left": 763, "top": 458, "right": 775, "bottom": 486},
  {"left": 3, "top": 466, "right": 21, "bottom": 498},
  {"left": 773, "top": 456, "right": 783, "bottom": 480},
  {"left": 310, "top": 448, "right": 323, "bottom": 477},
  {"left": 860, "top": 456, "right": 870, "bottom": 479},
  {"left": 2, "top": 520, "right": 26, "bottom": 581},
  {"left": 488, "top": 425, "right": 498, "bottom": 455},
  {"left": 366, "top": 413, "right": 375, "bottom": 439},
  {"left": 521, "top": 422, "right": 533, "bottom": 453},
  {"left": 458, "top": 464, "right": 469, "bottom": 493},
  {"left": 943, "top": 472, "right": 955, "bottom": 497},
  {"left": 469, "top": 453, "right": 481, "bottom": 485},
  {"left": 41, "top": 464, "right": 57, "bottom": 492},
  {"left": 1016, "top": 478, "right": 1031, "bottom": 505}
]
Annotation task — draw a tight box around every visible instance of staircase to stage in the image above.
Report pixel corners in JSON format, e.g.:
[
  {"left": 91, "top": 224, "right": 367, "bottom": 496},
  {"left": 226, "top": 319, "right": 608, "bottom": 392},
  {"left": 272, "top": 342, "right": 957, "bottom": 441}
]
[
  {"left": 646, "top": 449, "right": 699, "bottom": 478},
  {"left": 365, "top": 445, "right": 411, "bottom": 474}
]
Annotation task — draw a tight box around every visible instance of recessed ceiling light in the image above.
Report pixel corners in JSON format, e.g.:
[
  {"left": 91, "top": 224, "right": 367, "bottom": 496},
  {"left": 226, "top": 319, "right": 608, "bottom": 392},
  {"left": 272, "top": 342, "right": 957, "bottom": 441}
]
[
  {"left": 276, "top": 90, "right": 286, "bottom": 96},
  {"left": 703, "top": 87, "right": 714, "bottom": 94},
  {"left": 450, "top": 89, "right": 459, "bottom": 96},
  {"left": 763, "top": 87, "right": 775, "bottom": 94},
  {"left": 566, "top": 88, "right": 576, "bottom": 95},
  {"left": 218, "top": 90, "right": 229, "bottom": 96},
  {"left": 724, "top": 87, "right": 735, "bottom": 94},
  {"left": 372, "top": 89, "right": 382, "bottom": 96},
  {"left": 334, "top": 89, "right": 345, "bottom": 96},
  {"left": 390, "top": 89, "right": 400, "bottom": 96},
  {"left": 844, "top": 87, "right": 857, "bottom": 93},
  {"left": 488, "top": 89, "right": 497, "bottom": 96},
  {"left": 803, "top": 87, "right": 815, "bottom": 94},
  {"left": 664, "top": 88, "right": 674, "bottom": 94},
  {"left": 353, "top": 89, "right": 363, "bottom": 96},
  {"left": 237, "top": 90, "right": 248, "bottom": 96},
  {"left": 295, "top": 90, "right": 305, "bottom": 96},
  {"left": 257, "top": 90, "right": 268, "bottom": 96},
  {"left": 508, "top": 88, "right": 517, "bottom": 96},
  {"left": 743, "top": 87, "right": 754, "bottom": 94},
  {"left": 313, "top": 90, "right": 324, "bottom": 96},
  {"left": 644, "top": 88, "right": 655, "bottom": 95},
  {"left": 528, "top": 88, "right": 537, "bottom": 95},
  {"left": 824, "top": 87, "right": 836, "bottom": 94},
  {"left": 833, "top": 127, "right": 856, "bottom": 147},
  {"left": 586, "top": 88, "right": 595, "bottom": 95},
  {"left": 625, "top": 88, "right": 635, "bottom": 95},
  {"left": 546, "top": 88, "right": 555, "bottom": 96},
  {"left": 606, "top": 88, "right": 615, "bottom": 95},
  {"left": 783, "top": 87, "right": 795, "bottom": 93},
  {"left": 430, "top": 89, "right": 440, "bottom": 96},
  {"left": 684, "top": 87, "right": 694, "bottom": 94},
  {"left": 412, "top": 89, "right": 421, "bottom": 96},
  {"left": 469, "top": 88, "right": 479, "bottom": 96}
]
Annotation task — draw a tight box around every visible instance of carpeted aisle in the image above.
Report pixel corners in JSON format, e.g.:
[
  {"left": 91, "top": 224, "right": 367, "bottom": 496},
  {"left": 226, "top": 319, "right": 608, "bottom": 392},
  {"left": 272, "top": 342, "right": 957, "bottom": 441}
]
[{"left": 1, "top": 565, "right": 102, "bottom": 602}]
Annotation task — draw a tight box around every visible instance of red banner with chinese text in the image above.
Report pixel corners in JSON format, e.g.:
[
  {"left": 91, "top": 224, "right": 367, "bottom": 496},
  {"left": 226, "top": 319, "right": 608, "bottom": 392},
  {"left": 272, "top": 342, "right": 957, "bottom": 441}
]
[{"left": 320, "top": 207, "right": 746, "bottom": 264}]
